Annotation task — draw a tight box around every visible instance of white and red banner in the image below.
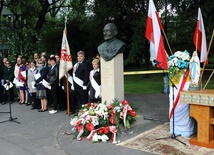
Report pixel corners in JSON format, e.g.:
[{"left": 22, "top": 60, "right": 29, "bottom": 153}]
[
  {"left": 193, "top": 7, "right": 207, "bottom": 63},
  {"left": 169, "top": 71, "right": 195, "bottom": 137},
  {"left": 145, "top": 0, "right": 168, "bottom": 70},
  {"left": 59, "top": 28, "right": 73, "bottom": 80}
]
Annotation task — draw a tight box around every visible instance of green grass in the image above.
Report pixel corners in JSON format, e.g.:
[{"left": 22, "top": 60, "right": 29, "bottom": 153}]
[
  {"left": 124, "top": 71, "right": 214, "bottom": 94},
  {"left": 124, "top": 56, "right": 214, "bottom": 94},
  {"left": 124, "top": 74, "right": 164, "bottom": 94}
]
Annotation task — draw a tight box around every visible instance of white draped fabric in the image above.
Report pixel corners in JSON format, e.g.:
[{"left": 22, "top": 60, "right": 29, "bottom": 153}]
[{"left": 169, "top": 76, "right": 196, "bottom": 137}]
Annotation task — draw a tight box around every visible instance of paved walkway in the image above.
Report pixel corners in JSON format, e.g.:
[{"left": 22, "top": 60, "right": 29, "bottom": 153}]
[{"left": 0, "top": 93, "right": 169, "bottom": 155}]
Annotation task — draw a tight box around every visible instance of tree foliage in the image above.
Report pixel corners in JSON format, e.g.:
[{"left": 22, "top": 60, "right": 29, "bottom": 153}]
[{"left": 0, "top": 0, "right": 214, "bottom": 66}]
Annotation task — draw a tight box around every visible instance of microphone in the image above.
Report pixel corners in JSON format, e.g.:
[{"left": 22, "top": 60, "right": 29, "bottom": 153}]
[{"left": 153, "top": 60, "right": 161, "bottom": 64}]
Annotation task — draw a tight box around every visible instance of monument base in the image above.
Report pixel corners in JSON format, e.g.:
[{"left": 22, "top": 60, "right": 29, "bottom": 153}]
[{"left": 100, "top": 53, "right": 124, "bottom": 105}]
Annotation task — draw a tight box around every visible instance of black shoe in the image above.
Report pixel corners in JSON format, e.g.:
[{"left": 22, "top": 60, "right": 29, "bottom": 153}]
[
  {"left": 38, "top": 109, "right": 43, "bottom": 112},
  {"left": 26, "top": 103, "right": 31, "bottom": 106},
  {"left": 31, "top": 107, "right": 37, "bottom": 110},
  {"left": 38, "top": 109, "right": 48, "bottom": 112}
]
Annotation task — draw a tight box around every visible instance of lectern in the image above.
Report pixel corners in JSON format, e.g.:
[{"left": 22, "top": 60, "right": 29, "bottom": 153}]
[{"left": 180, "top": 89, "right": 214, "bottom": 148}]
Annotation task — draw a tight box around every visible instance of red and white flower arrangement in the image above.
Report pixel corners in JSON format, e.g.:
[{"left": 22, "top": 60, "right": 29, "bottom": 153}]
[{"left": 70, "top": 99, "right": 137, "bottom": 143}]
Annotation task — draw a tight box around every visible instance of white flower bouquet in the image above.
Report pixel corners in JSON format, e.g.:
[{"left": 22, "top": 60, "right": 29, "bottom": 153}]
[{"left": 168, "top": 50, "right": 190, "bottom": 79}]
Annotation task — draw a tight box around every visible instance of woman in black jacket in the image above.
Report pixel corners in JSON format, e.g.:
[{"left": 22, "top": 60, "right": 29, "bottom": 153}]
[
  {"left": 35, "top": 59, "right": 48, "bottom": 112},
  {"left": 3, "top": 60, "right": 14, "bottom": 104}
]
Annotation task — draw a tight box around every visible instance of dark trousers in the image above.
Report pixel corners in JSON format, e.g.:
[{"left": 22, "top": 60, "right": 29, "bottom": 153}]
[
  {"left": 57, "top": 86, "right": 66, "bottom": 110},
  {"left": 0, "top": 86, "right": 4, "bottom": 103},
  {"left": 50, "top": 84, "right": 58, "bottom": 110},
  {"left": 47, "top": 89, "right": 53, "bottom": 106},
  {"left": 31, "top": 92, "right": 40, "bottom": 109},
  {"left": 74, "top": 88, "right": 88, "bottom": 109}
]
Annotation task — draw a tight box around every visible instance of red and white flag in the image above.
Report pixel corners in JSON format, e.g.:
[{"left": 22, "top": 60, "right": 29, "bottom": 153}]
[
  {"left": 59, "top": 28, "right": 73, "bottom": 80},
  {"left": 193, "top": 7, "right": 207, "bottom": 63},
  {"left": 145, "top": 0, "right": 168, "bottom": 70}
]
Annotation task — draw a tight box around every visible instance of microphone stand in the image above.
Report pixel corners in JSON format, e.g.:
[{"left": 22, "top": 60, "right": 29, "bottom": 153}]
[
  {"left": 0, "top": 82, "right": 20, "bottom": 124},
  {"left": 155, "top": 61, "right": 186, "bottom": 145}
]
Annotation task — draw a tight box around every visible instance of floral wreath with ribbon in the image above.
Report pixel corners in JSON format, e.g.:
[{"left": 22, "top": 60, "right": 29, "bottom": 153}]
[{"left": 69, "top": 100, "right": 137, "bottom": 143}]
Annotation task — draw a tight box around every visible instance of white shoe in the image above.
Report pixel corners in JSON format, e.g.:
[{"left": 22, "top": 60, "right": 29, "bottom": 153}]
[
  {"left": 49, "top": 110, "right": 57, "bottom": 114},
  {"left": 49, "top": 110, "right": 54, "bottom": 113}
]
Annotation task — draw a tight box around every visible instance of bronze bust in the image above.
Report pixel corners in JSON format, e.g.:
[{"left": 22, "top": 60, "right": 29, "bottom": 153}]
[{"left": 97, "top": 23, "right": 126, "bottom": 61}]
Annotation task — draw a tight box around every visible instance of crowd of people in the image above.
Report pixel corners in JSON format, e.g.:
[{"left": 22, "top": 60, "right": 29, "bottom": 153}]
[{"left": 0, "top": 51, "right": 101, "bottom": 115}]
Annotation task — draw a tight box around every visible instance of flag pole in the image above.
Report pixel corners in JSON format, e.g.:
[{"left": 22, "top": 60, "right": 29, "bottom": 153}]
[
  {"left": 161, "top": 30, "right": 173, "bottom": 55},
  {"left": 194, "top": 8, "right": 201, "bottom": 84},
  {"left": 195, "top": 29, "right": 201, "bottom": 83},
  {"left": 203, "top": 70, "right": 214, "bottom": 89},
  {"left": 201, "top": 28, "right": 214, "bottom": 88},
  {"left": 64, "top": 16, "right": 71, "bottom": 116},
  {"left": 197, "top": 4, "right": 201, "bottom": 55},
  {"left": 195, "top": 27, "right": 199, "bottom": 52}
]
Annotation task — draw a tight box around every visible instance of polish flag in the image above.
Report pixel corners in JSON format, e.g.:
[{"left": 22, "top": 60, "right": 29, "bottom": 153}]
[
  {"left": 193, "top": 8, "right": 207, "bottom": 63},
  {"left": 59, "top": 27, "right": 73, "bottom": 80},
  {"left": 145, "top": 0, "right": 168, "bottom": 70}
]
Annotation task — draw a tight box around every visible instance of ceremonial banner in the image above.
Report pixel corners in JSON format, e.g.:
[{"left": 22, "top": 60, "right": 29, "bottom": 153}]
[
  {"left": 59, "top": 28, "right": 73, "bottom": 80},
  {"left": 145, "top": 0, "right": 168, "bottom": 70},
  {"left": 193, "top": 7, "right": 207, "bottom": 63},
  {"left": 169, "top": 74, "right": 195, "bottom": 137}
]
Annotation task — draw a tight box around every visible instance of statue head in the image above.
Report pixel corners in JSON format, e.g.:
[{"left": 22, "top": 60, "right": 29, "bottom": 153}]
[
  {"left": 103, "top": 23, "right": 118, "bottom": 41},
  {"left": 192, "top": 51, "right": 198, "bottom": 57}
]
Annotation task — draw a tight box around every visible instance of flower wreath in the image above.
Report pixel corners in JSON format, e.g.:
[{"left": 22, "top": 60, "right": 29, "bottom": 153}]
[
  {"left": 70, "top": 99, "right": 137, "bottom": 143},
  {"left": 168, "top": 50, "right": 190, "bottom": 83}
]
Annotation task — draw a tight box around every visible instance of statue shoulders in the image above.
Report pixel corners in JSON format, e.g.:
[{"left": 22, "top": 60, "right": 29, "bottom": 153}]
[
  {"left": 97, "top": 38, "right": 126, "bottom": 62},
  {"left": 114, "top": 39, "right": 125, "bottom": 46},
  {"left": 98, "top": 39, "right": 125, "bottom": 52}
]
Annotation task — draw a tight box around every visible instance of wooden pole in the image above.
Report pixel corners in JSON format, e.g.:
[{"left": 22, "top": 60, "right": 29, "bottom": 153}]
[
  {"left": 195, "top": 7, "right": 199, "bottom": 52},
  {"left": 64, "top": 16, "right": 71, "bottom": 116},
  {"left": 200, "top": 28, "right": 214, "bottom": 85},
  {"left": 195, "top": 28, "right": 199, "bottom": 52},
  {"left": 203, "top": 70, "right": 214, "bottom": 89},
  {"left": 161, "top": 29, "right": 173, "bottom": 55},
  {"left": 66, "top": 74, "right": 70, "bottom": 116}
]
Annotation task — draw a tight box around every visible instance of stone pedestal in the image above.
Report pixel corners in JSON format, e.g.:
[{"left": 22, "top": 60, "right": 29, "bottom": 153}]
[{"left": 100, "top": 53, "right": 124, "bottom": 105}]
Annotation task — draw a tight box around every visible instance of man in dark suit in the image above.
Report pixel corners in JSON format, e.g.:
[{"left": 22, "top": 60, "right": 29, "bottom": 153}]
[{"left": 73, "top": 51, "right": 90, "bottom": 109}]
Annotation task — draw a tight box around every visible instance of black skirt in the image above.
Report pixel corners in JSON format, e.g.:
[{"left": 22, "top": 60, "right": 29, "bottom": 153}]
[{"left": 36, "top": 89, "right": 47, "bottom": 99}]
